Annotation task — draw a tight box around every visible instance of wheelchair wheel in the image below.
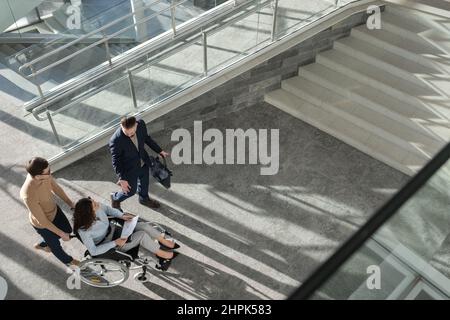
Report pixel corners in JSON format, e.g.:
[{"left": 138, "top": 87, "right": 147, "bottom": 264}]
[{"left": 79, "top": 259, "right": 129, "bottom": 288}]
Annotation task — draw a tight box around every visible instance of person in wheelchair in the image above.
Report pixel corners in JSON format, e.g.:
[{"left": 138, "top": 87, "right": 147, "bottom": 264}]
[{"left": 73, "top": 197, "right": 179, "bottom": 265}]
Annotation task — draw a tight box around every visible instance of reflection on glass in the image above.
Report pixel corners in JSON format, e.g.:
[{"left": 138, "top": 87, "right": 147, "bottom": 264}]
[
  {"left": 311, "top": 159, "right": 450, "bottom": 300},
  {"left": 132, "top": 36, "right": 204, "bottom": 107},
  {"left": 207, "top": 0, "right": 272, "bottom": 73},
  {"left": 50, "top": 76, "right": 134, "bottom": 147}
]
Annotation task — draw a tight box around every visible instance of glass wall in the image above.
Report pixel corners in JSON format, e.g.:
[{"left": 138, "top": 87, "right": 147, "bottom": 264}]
[{"left": 308, "top": 157, "right": 450, "bottom": 300}]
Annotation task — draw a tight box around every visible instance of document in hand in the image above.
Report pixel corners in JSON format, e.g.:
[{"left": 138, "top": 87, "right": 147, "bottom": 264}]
[{"left": 121, "top": 215, "right": 139, "bottom": 238}]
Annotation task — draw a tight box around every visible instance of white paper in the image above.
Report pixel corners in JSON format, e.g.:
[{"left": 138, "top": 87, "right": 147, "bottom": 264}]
[{"left": 121, "top": 215, "right": 139, "bottom": 238}]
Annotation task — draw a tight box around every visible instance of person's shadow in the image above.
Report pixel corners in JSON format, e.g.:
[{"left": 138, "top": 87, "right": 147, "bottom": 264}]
[{"left": 141, "top": 252, "right": 270, "bottom": 300}]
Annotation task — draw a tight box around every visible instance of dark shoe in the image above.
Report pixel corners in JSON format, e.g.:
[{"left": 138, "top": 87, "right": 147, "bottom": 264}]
[
  {"left": 157, "top": 257, "right": 171, "bottom": 271},
  {"left": 158, "top": 242, "right": 180, "bottom": 251},
  {"left": 170, "top": 252, "right": 180, "bottom": 260},
  {"left": 34, "top": 242, "right": 51, "bottom": 253},
  {"left": 139, "top": 197, "right": 161, "bottom": 209},
  {"left": 110, "top": 193, "right": 121, "bottom": 210}
]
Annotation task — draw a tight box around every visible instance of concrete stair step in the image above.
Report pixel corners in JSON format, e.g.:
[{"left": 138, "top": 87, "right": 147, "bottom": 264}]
[
  {"left": 0, "top": 60, "right": 39, "bottom": 103},
  {"left": 265, "top": 89, "right": 425, "bottom": 175},
  {"left": 282, "top": 76, "right": 440, "bottom": 160},
  {"left": 351, "top": 25, "right": 450, "bottom": 71},
  {"left": 316, "top": 49, "right": 439, "bottom": 108},
  {"left": 333, "top": 36, "right": 443, "bottom": 87},
  {"left": 0, "top": 44, "right": 17, "bottom": 57},
  {"left": 383, "top": 8, "right": 450, "bottom": 63},
  {"left": 9, "top": 44, "right": 27, "bottom": 52},
  {"left": 299, "top": 63, "right": 450, "bottom": 143},
  {"left": 381, "top": 10, "right": 432, "bottom": 43},
  {"left": 386, "top": 1, "right": 450, "bottom": 22},
  {"left": 44, "top": 16, "right": 68, "bottom": 34}
]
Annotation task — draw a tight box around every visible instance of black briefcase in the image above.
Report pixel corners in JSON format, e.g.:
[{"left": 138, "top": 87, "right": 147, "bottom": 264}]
[{"left": 150, "top": 155, "right": 173, "bottom": 189}]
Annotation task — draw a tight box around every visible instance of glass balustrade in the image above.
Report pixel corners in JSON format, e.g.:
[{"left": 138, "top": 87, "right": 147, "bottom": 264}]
[
  {"left": 1, "top": 0, "right": 226, "bottom": 100},
  {"left": 23, "top": 0, "right": 362, "bottom": 158}
]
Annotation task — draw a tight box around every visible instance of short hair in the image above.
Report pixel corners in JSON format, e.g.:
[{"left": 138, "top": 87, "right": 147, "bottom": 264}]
[
  {"left": 120, "top": 116, "right": 137, "bottom": 129},
  {"left": 26, "top": 157, "right": 49, "bottom": 177}
]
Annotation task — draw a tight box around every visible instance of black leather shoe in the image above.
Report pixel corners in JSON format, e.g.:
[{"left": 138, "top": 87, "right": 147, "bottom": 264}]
[
  {"left": 159, "top": 242, "right": 180, "bottom": 251},
  {"left": 139, "top": 197, "right": 161, "bottom": 209},
  {"left": 157, "top": 257, "right": 171, "bottom": 271},
  {"left": 110, "top": 193, "right": 121, "bottom": 210}
]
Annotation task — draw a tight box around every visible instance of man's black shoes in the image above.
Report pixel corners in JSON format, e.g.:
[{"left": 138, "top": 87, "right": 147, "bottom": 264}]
[{"left": 139, "top": 197, "right": 161, "bottom": 209}]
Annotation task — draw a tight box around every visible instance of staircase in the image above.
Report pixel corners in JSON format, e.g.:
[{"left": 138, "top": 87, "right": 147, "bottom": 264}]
[{"left": 265, "top": 1, "right": 450, "bottom": 176}]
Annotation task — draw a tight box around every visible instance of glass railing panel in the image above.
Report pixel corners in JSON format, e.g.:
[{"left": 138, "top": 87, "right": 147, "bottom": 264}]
[
  {"left": 206, "top": 0, "right": 272, "bottom": 73},
  {"left": 27, "top": 44, "right": 112, "bottom": 92},
  {"left": 8, "top": 0, "right": 228, "bottom": 98},
  {"left": 48, "top": 76, "right": 135, "bottom": 148},
  {"left": 274, "top": 0, "right": 339, "bottom": 39},
  {"left": 132, "top": 35, "right": 205, "bottom": 107},
  {"left": 309, "top": 157, "right": 450, "bottom": 300}
]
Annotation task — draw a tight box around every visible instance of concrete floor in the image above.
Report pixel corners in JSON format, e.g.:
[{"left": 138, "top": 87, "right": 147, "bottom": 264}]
[{"left": 0, "top": 101, "right": 409, "bottom": 299}]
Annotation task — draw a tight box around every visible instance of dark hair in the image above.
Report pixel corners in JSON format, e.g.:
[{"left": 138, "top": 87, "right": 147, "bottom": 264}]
[
  {"left": 73, "top": 198, "right": 95, "bottom": 232},
  {"left": 26, "top": 157, "right": 49, "bottom": 177},
  {"left": 120, "top": 116, "right": 137, "bottom": 129}
]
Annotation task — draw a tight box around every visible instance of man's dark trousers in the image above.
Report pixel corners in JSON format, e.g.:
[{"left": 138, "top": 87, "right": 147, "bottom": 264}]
[
  {"left": 112, "top": 164, "right": 150, "bottom": 202},
  {"left": 109, "top": 119, "right": 162, "bottom": 204}
]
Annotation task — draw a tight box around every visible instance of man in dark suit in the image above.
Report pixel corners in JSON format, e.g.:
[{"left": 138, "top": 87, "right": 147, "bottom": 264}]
[{"left": 109, "top": 116, "right": 170, "bottom": 209}]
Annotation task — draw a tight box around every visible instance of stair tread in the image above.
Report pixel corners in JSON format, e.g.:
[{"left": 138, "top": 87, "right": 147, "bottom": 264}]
[
  {"left": 335, "top": 36, "right": 443, "bottom": 77},
  {"left": 265, "top": 89, "right": 425, "bottom": 175},
  {"left": 352, "top": 25, "right": 449, "bottom": 60},
  {"left": 283, "top": 76, "right": 440, "bottom": 159},
  {"left": 382, "top": 11, "right": 431, "bottom": 35},
  {"left": 387, "top": 1, "right": 450, "bottom": 20},
  {"left": 0, "top": 45, "right": 17, "bottom": 57},
  {"left": 0, "top": 60, "right": 39, "bottom": 99},
  {"left": 300, "top": 63, "right": 450, "bottom": 142},
  {"left": 317, "top": 49, "right": 437, "bottom": 100}
]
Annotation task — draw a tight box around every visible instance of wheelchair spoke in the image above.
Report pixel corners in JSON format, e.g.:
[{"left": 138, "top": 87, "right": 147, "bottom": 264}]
[{"left": 79, "top": 259, "right": 129, "bottom": 288}]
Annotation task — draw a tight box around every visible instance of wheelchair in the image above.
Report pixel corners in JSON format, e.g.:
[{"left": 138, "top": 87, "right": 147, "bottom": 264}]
[{"left": 71, "top": 219, "right": 174, "bottom": 288}]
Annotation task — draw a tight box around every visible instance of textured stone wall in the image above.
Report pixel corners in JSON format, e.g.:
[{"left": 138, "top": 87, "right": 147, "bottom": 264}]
[{"left": 149, "top": 10, "right": 373, "bottom": 134}]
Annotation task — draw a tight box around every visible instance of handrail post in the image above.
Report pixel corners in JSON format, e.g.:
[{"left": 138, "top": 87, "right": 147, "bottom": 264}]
[
  {"left": 202, "top": 31, "right": 208, "bottom": 76},
  {"left": 103, "top": 35, "right": 113, "bottom": 66},
  {"left": 46, "top": 110, "right": 62, "bottom": 146},
  {"left": 170, "top": 1, "right": 177, "bottom": 37},
  {"left": 30, "top": 65, "right": 44, "bottom": 99},
  {"left": 127, "top": 69, "right": 138, "bottom": 109},
  {"left": 271, "top": 0, "right": 279, "bottom": 42}
]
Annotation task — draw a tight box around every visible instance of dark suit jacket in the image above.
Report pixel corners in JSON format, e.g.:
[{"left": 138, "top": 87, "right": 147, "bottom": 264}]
[{"left": 109, "top": 119, "right": 162, "bottom": 181}]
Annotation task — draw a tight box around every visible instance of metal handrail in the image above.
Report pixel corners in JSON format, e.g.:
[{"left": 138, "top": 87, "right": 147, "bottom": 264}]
[{"left": 18, "top": 0, "right": 181, "bottom": 74}]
